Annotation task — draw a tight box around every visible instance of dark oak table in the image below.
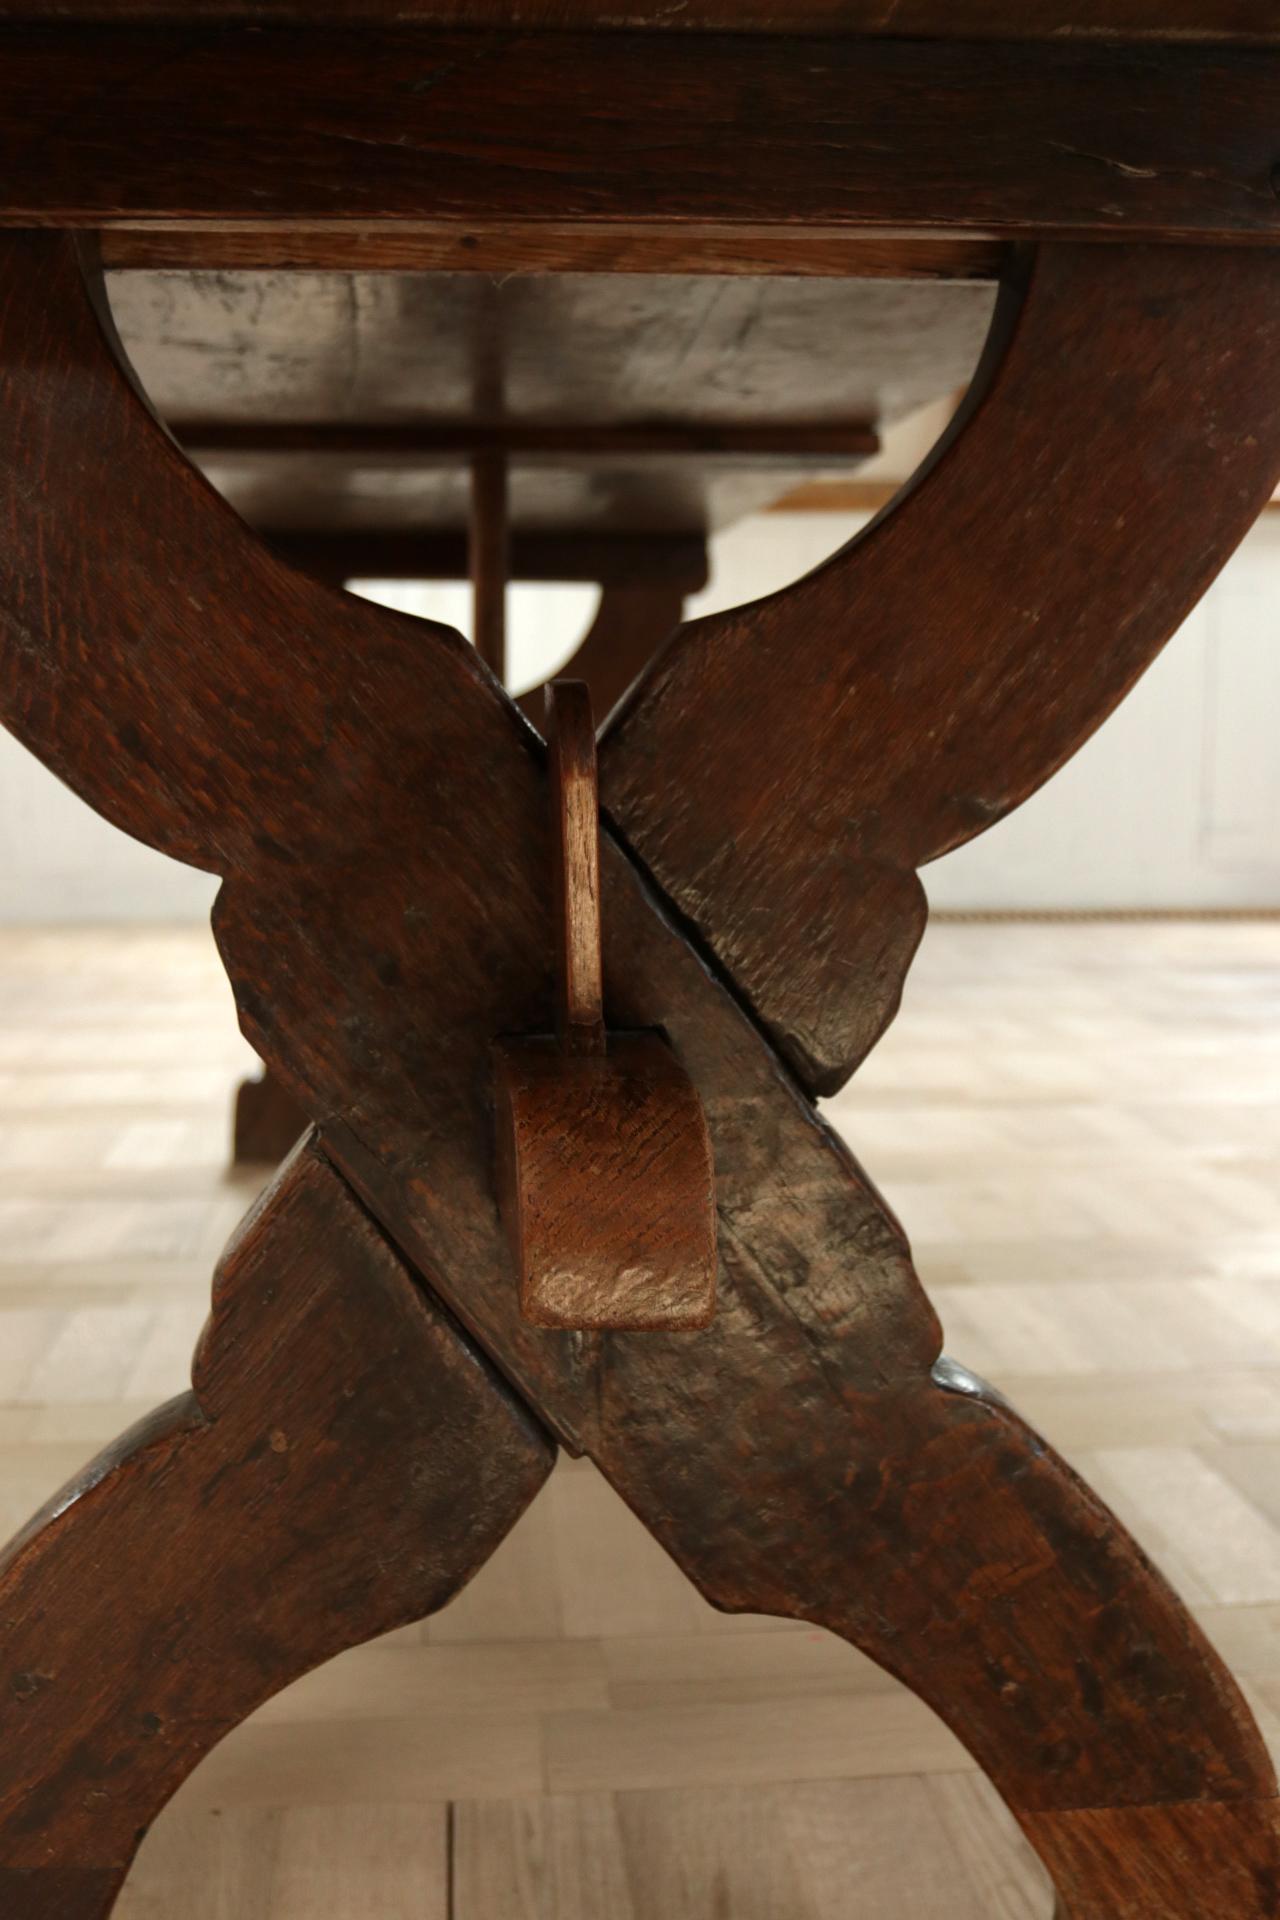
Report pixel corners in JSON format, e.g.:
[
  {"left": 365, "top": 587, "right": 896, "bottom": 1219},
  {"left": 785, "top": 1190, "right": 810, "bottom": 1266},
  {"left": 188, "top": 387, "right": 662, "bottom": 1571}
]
[{"left": 1, "top": 8, "right": 1279, "bottom": 1916}]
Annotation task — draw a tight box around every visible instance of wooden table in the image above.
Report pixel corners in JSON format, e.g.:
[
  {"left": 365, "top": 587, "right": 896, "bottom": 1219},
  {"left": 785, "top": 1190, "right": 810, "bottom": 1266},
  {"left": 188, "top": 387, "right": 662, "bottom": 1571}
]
[{"left": 2, "top": 8, "right": 1280, "bottom": 1916}]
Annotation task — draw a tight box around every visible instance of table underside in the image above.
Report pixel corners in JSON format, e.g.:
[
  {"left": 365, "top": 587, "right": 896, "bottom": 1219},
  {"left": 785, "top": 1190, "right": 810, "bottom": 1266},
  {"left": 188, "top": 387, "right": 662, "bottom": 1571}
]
[{"left": 109, "top": 269, "right": 994, "bottom": 538}]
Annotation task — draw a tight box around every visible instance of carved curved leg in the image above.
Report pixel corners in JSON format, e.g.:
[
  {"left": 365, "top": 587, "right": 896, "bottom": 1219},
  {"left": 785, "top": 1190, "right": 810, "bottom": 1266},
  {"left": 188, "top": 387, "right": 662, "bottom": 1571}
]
[
  {"left": 602, "top": 242, "right": 1280, "bottom": 1088},
  {"left": 592, "top": 1356, "right": 1278, "bottom": 1919},
  {"left": 0, "top": 1136, "right": 555, "bottom": 1919},
  {"left": 3, "top": 233, "right": 1279, "bottom": 1915}
]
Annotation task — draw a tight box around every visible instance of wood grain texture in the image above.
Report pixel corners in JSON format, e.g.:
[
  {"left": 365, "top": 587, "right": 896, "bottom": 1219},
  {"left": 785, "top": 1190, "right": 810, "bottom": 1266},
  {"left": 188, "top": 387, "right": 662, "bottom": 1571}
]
[
  {"left": 100, "top": 227, "right": 1008, "bottom": 281},
  {"left": 1, "top": 234, "right": 1277, "bottom": 1911},
  {"left": 0, "top": 1136, "right": 556, "bottom": 1919},
  {"left": 451, "top": 1778, "right": 1048, "bottom": 1919},
  {"left": 2, "top": 1, "right": 1279, "bottom": 40},
  {"left": 602, "top": 243, "right": 1280, "bottom": 1092},
  {"left": 547, "top": 683, "right": 605, "bottom": 1054},
  {"left": 1026, "top": 1799, "right": 1280, "bottom": 1918},
  {"left": 495, "top": 1033, "right": 718, "bottom": 1332},
  {"left": 3, "top": 30, "right": 1280, "bottom": 241},
  {"left": 124, "top": 1804, "right": 452, "bottom": 1920}
]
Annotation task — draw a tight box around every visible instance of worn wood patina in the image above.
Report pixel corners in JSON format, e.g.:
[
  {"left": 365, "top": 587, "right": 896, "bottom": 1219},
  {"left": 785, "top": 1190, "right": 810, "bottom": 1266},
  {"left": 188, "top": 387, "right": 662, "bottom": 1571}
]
[
  {"left": 1, "top": 6, "right": 1279, "bottom": 1905},
  {"left": 0, "top": 225, "right": 1276, "bottom": 1913}
]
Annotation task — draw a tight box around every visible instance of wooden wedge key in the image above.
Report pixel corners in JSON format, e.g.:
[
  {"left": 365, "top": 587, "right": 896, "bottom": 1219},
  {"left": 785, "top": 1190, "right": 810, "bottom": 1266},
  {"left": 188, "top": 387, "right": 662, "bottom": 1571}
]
[{"left": 494, "top": 681, "right": 717, "bottom": 1331}]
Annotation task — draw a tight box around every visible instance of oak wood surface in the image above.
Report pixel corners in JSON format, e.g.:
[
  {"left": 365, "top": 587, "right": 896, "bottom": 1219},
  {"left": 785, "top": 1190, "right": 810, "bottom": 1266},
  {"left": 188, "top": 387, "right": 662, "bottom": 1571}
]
[
  {"left": 1, "top": 232, "right": 1278, "bottom": 1911},
  {"left": 0, "top": 1136, "right": 555, "bottom": 1917},
  {"left": 3, "top": 30, "right": 1280, "bottom": 242},
  {"left": 495, "top": 1033, "right": 719, "bottom": 1332},
  {"left": 2, "top": 1, "right": 1278, "bottom": 38},
  {"left": 250, "top": 505, "right": 700, "bottom": 1208},
  {"left": 101, "top": 228, "right": 1009, "bottom": 281},
  {"left": 547, "top": 684, "right": 605, "bottom": 1055},
  {"left": 602, "top": 242, "right": 1280, "bottom": 1091}
]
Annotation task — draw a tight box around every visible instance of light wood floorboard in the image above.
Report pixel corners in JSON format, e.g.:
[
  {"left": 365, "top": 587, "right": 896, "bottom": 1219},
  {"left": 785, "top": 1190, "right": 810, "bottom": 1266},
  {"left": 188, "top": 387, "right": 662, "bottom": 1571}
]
[{"left": 0, "top": 921, "right": 1275, "bottom": 1913}]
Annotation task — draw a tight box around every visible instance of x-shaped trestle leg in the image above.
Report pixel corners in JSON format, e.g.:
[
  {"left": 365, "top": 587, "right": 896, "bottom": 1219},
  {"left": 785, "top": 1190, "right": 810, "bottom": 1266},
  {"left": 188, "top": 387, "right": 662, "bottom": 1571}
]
[{"left": 2, "top": 233, "right": 1280, "bottom": 1918}]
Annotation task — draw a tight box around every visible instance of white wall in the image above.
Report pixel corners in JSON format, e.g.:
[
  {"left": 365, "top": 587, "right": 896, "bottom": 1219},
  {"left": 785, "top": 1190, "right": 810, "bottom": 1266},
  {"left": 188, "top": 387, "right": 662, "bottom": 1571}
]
[
  {"left": 689, "top": 510, "right": 1280, "bottom": 914},
  {"left": 1, "top": 512, "right": 1278, "bottom": 921},
  {"left": 0, "top": 731, "right": 221, "bottom": 923}
]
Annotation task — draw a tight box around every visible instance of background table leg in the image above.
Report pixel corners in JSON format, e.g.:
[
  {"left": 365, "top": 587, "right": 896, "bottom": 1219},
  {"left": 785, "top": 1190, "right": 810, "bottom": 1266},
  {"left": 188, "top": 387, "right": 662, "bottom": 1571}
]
[{"left": 231, "top": 1066, "right": 307, "bottom": 1165}]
